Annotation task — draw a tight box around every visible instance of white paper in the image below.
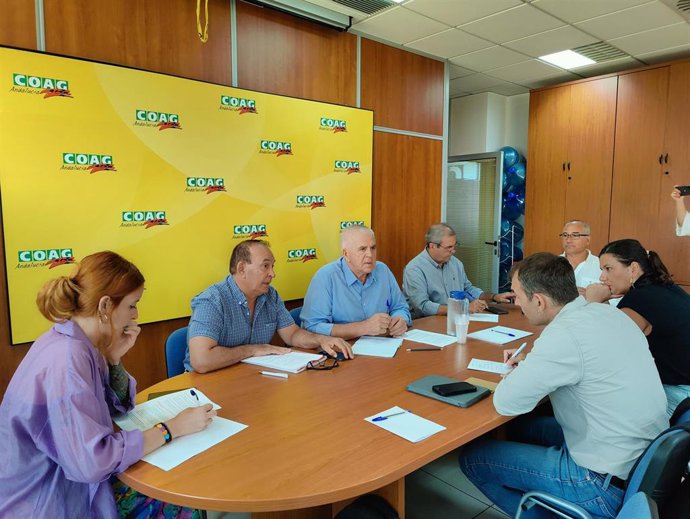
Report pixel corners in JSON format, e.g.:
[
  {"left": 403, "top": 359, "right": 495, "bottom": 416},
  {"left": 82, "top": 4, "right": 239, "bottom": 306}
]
[
  {"left": 142, "top": 417, "right": 247, "bottom": 471},
  {"left": 365, "top": 406, "right": 446, "bottom": 443},
  {"left": 467, "top": 326, "right": 532, "bottom": 345},
  {"left": 113, "top": 388, "right": 220, "bottom": 431},
  {"left": 241, "top": 351, "right": 324, "bottom": 373},
  {"left": 353, "top": 336, "right": 403, "bottom": 357},
  {"left": 468, "top": 358, "right": 510, "bottom": 375},
  {"left": 403, "top": 329, "right": 456, "bottom": 348},
  {"left": 469, "top": 313, "right": 499, "bottom": 323}
]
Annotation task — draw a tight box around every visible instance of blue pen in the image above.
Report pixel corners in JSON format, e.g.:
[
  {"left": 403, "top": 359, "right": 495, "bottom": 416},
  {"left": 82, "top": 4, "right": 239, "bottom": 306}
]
[
  {"left": 493, "top": 329, "right": 516, "bottom": 337},
  {"left": 386, "top": 298, "right": 392, "bottom": 312},
  {"left": 190, "top": 389, "right": 200, "bottom": 402},
  {"left": 506, "top": 342, "right": 528, "bottom": 363},
  {"left": 373, "top": 410, "right": 409, "bottom": 422}
]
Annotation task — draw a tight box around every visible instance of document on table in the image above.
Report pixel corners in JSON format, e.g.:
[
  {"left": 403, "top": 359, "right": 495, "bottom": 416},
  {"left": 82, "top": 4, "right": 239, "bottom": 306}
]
[
  {"left": 403, "top": 329, "right": 456, "bottom": 347},
  {"left": 468, "top": 358, "right": 510, "bottom": 375},
  {"left": 470, "top": 313, "right": 499, "bottom": 323},
  {"left": 241, "top": 351, "right": 324, "bottom": 373},
  {"left": 365, "top": 406, "right": 445, "bottom": 443},
  {"left": 467, "top": 326, "right": 532, "bottom": 345},
  {"left": 353, "top": 336, "right": 403, "bottom": 357}
]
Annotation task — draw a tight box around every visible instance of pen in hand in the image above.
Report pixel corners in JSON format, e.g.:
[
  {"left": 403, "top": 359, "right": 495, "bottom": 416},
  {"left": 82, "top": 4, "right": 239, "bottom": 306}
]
[{"left": 506, "top": 342, "right": 527, "bottom": 364}]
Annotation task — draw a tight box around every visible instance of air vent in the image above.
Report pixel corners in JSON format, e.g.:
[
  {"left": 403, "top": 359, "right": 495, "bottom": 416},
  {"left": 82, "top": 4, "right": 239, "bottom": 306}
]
[
  {"left": 677, "top": 0, "right": 690, "bottom": 12},
  {"left": 331, "top": 0, "right": 396, "bottom": 15},
  {"left": 572, "top": 42, "right": 628, "bottom": 63}
]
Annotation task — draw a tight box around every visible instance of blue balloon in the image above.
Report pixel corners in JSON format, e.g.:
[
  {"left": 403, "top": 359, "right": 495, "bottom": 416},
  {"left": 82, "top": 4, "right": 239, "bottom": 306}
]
[
  {"left": 505, "top": 162, "right": 526, "bottom": 189},
  {"left": 501, "top": 146, "right": 521, "bottom": 169},
  {"left": 500, "top": 238, "right": 523, "bottom": 266},
  {"left": 506, "top": 183, "right": 525, "bottom": 200},
  {"left": 502, "top": 191, "right": 525, "bottom": 221},
  {"left": 501, "top": 219, "right": 524, "bottom": 243},
  {"left": 499, "top": 266, "right": 509, "bottom": 288}
]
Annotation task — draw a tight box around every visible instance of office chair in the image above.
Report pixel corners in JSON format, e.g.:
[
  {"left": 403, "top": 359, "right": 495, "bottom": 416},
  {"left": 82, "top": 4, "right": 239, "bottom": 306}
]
[
  {"left": 164, "top": 326, "right": 189, "bottom": 378},
  {"left": 515, "top": 491, "right": 657, "bottom": 519},
  {"left": 290, "top": 306, "right": 302, "bottom": 327}
]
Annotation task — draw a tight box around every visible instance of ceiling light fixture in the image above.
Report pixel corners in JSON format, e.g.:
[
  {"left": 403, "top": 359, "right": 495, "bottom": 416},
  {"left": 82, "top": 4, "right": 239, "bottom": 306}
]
[{"left": 539, "top": 50, "right": 595, "bottom": 69}]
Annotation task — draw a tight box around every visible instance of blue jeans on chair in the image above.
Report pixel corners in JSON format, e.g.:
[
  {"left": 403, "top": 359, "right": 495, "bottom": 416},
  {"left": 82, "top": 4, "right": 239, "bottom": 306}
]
[{"left": 459, "top": 416, "right": 624, "bottom": 519}]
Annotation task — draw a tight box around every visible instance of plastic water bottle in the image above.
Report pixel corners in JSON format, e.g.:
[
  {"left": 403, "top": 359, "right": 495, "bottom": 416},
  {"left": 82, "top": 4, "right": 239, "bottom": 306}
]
[{"left": 447, "top": 290, "right": 469, "bottom": 336}]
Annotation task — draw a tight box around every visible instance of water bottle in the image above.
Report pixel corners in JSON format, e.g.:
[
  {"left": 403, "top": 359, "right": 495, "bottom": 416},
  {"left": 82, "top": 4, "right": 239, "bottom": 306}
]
[{"left": 447, "top": 290, "right": 468, "bottom": 336}]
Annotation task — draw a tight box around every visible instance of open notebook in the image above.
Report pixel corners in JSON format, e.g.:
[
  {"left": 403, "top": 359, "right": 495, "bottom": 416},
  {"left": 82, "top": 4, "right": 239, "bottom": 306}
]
[{"left": 241, "top": 351, "right": 324, "bottom": 373}]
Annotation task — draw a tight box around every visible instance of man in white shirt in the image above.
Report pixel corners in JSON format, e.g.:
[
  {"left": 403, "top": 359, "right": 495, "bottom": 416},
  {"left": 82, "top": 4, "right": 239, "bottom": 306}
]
[
  {"left": 459, "top": 252, "right": 667, "bottom": 519},
  {"left": 559, "top": 220, "right": 600, "bottom": 289},
  {"left": 672, "top": 186, "right": 690, "bottom": 236}
]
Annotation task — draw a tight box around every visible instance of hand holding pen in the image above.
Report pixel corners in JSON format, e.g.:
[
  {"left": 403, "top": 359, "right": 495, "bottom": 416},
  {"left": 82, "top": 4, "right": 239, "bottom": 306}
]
[{"left": 503, "top": 342, "right": 528, "bottom": 368}]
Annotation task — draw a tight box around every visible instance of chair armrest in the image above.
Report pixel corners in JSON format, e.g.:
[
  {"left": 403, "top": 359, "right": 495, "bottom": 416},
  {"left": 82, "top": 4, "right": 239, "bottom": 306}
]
[{"left": 515, "top": 491, "right": 593, "bottom": 519}]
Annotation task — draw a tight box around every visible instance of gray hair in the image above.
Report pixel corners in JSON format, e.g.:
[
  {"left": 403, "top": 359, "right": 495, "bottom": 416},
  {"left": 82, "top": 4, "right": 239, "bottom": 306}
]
[
  {"left": 509, "top": 253, "right": 578, "bottom": 306},
  {"left": 563, "top": 220, "right": 591, "bottom": 234},
  {"left": 340, "top": 225, "right": 375, "bottom": 249},
  {"left": 426, "top": 223, "right": 456, "bottom": 246}
]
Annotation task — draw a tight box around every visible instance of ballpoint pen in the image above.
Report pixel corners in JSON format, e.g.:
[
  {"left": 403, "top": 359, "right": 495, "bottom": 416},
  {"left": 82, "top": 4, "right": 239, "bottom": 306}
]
[
  {"left": 407, "top": 348, "right": 442, "bottom": 352},
  {"left": 373, "top": 410, "right": 409, "bottom": 422},
  {"left": 260, "top": 371, "right": 289, "bottom": 379},
  {"left": 190, "top": 389, "right": 200, "bottom": 401},
  {"left": 506, "top": 342, "right": 528, "bottom": 363},
  {"left": 493, "top": 329, "right": 516, "bottom": 337}
]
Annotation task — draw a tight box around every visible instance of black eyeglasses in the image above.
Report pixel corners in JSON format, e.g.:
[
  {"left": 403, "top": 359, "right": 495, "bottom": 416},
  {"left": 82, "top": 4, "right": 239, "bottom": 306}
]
[
  {"left": 306, "top": 356, "right": 339, "bottom": 371},
  {"left": 559, "top": 233, "right": 589, "bottom": 239}
]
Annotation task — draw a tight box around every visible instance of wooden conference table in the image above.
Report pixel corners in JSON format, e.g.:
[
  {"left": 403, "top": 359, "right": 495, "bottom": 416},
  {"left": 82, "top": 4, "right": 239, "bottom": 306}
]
[{"left": 120, "top": 307, "right": 541, "bottom": 518}]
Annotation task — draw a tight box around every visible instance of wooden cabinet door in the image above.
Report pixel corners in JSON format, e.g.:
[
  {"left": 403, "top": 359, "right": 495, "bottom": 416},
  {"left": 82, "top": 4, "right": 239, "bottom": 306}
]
[
  {"left": 565, "top": 77, "right": 617, "bottom": 255},
  {"left": 658, "top": 62, "right": 690, "bottom": 284},
  {"left": 524, "top": 86, "right": 570, "bottom": 255},
  {"left": 610, "top": 67, "right": 669, "bottom": 246}
]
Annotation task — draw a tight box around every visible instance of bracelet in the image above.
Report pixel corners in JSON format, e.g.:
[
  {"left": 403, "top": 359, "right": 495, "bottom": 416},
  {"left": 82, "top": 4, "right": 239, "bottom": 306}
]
[{"left": 155, "top": 422, "right": 172, "bottom": 444}]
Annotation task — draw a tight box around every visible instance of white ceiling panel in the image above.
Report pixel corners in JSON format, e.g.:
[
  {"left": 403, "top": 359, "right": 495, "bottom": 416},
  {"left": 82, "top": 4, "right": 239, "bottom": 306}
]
[
  {"left": 608, "top": 23, "right": 690, "bottom": 56},
  {"left": 449, "top": 45, "right": 530, "bottom": 71},
  {"left": 573, "top": 56, "right": 644, "bottom": 77},
  {"left": 503, "top": 25, "right": 599, "bottom": 57},
  {"left": 351, "top": 6, "right": 448, "bottom": 45},
  {"left": 637, "top": 44, "right": 690, "bottom": 63},
  {"left": 460, "top": 4, "right": 564, "bottom": 44},
  {"left": 485, "top": 59, "right": 573, "bottom": 83},
  {"left": 451, "top": 74, "right": 505, "bottom": 92},
  {"left": 532, "top": 0, "right": 653, "bottom": 24},
  {"left": 404, "top": 0, "right": 522, "bottom": 27},
  {"left": 527, "top": 74, "right": 581, "bottom": 89},
  {"left": 475, "top": 83, "right": 530, "bottom": 96},
  {"left": 575, "top": 2, "right": 683, "bottom": 41},
  {"left": 449, "top": 64, "right": 477, "bottom": 79},
  {"left": 405, "top": 28, "right": 493, "bottom": 58}
]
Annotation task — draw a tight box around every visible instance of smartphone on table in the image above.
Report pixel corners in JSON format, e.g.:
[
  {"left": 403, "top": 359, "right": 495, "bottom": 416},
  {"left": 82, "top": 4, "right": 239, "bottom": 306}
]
[{"left": 432, "top": 381, "right": 477, "bottom": 397}]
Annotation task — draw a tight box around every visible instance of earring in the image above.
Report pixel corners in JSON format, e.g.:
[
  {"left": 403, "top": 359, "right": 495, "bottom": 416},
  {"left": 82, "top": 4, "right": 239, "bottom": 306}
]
[{"left": 98, "top": 312, "right": 108, "bottom": 324}]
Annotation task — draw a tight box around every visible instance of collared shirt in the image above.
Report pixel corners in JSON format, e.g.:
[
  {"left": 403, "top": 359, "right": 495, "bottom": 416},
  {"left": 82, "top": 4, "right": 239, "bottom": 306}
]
[
  {"left": 403, "top": 249, "right": 482, "bottom": 319},
  {"left": 185, "top": 275, "right": 294, "bottom": 371},
  {"left": 0, "top": 320, "right": 143, "bottom": 519},
  {"left": 560, "top": 249, "right": 601, "bottom": 288},
  {"left": 494, "top": 297, "right": 668, "bottom": 479},
  {"left": 677, "top": 212, "right": 690, "bottom": 236},
  {"left": 300, "top": 257, "right": 411, "bottom": 336}
]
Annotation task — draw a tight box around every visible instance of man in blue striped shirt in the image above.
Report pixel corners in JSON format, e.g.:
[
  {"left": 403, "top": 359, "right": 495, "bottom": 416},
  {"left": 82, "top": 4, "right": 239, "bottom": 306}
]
[{"left": 185, "top": 240, "right": 352, "bottom": 373}]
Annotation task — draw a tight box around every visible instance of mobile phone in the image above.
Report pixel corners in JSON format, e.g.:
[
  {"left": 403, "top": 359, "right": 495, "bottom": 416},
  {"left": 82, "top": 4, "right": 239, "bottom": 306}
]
[
  {"left": 486, "top": 304, "right": 509, "bottom": 315},
  {"left": 432, "top": 382, "right": 477, "bottom": 397},
  {"left": 677, "top": 185, "right": 690, "bottom": 197}
]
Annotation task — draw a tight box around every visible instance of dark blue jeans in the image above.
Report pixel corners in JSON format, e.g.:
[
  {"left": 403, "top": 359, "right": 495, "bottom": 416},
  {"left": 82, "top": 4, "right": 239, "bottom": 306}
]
[{"left": 459, "top": 416, "right": 624, "bottom": 518}]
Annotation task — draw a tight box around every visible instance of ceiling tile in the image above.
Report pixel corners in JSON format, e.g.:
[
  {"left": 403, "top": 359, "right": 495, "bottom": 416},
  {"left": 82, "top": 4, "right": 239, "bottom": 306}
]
[
  {"left": 449, "top": 45, "right": 531, "bottom": 71},
  {"left": 485, "top": 58, "right": 574, "bottom": 83},
  {"left": 608, "top": 23, "right": 690, "bottom": 56},
  {"left": 460, "top": 4, "right": 565, "bottom": 44},
  {"left": 527, "top": 74, "right": 580, "bottom": 89},
  {"left": 351, "top": 6, "right": 449, "bottom": 45},
  {"left": 451, "top": 74, "right": 504, "bottom": 92},
  {"left": 405, "top": 28, "right": 493, "bottom": 58},
  {"left": 575, "top": 2, "right": 683, "bottom": 40},
  {"left": 573, "top": 56, "right": 644, "bottom": 77},
  {"left": 532, "top": 0, "right": 653, "bottom": 24},
  {"left": 449, "top": 64, "right": 476, "bottom": 79},
  {"left": 637, "top": 44, "right": 690, "bottom": 64},
  {"left": 503, "top": 25, "right": 599, "bottom": 57},
  {"left": 404, "top": 0, "right": 523, "bottom": 26},
  {"left": 475, "top": 83, "right": 530, "bottom": 96}
]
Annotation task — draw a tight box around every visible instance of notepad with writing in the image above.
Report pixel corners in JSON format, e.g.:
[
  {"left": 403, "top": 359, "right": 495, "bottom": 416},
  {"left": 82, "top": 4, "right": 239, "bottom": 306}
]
[{"left": 241, "top": 351, "right": 324, "bottom": 373}]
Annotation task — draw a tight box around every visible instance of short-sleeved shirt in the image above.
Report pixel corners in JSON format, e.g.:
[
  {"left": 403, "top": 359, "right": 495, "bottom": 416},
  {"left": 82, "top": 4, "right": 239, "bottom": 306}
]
[
  {"left": 560, "top": 250, "right": 601, "bottom": 288},
  {"left": 184, "top": 275, "right": 294, "bottom": 371},
  {"left": 677, "top": 212, "right": 690, "bottom": 236},
  {"left": 618, "top": 280, "right": 690, "bottom": 386}
]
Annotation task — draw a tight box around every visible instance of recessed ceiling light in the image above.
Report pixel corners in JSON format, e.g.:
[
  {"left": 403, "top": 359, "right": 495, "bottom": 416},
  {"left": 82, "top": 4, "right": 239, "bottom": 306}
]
[
  {"left": 539, "top": 50, "right": 595, "bottom": 69},
  {"left": 390, "top": 0, "right": 405, "bottom": 3}
]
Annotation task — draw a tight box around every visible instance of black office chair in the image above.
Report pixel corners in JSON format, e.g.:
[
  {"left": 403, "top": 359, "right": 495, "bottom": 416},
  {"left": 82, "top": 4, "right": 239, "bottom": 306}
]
[
  {"left": 289, "top": 306, "right": 302, "bottom": 327},
  {"left": 515, "top": 491, "right": 657, "bottom": 519}
]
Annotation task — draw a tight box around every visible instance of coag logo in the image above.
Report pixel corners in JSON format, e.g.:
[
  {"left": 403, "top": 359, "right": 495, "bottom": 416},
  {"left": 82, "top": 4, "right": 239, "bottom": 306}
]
[
  {"left": 259, "top": 140, "right": 292, "bottom": 157},
  {"left": 296, "top": 195, "right": 325, "bottom": 209},
  {"left": 334, "top": 160, "right": 360, "bottom": 174},
  {"left": 61, "top": 153, "right": 115, "bottom": 173},
  {"left": 320, "top": 117, "right": 347, "bottom": 133},
  {"left": 220, "top": 96, "right": 257, "bottom": 114},
  {"left": 17, "top": 248, "right": 75, "bottom": 269},
  {"left": 232, "top": 224, "right": 268, "bottom": 239},
  {"left": 121, "top": 211, "right": 169, "bottom": 228},
  {"left": 340, "top": 220, "right": 365, "bottom": 229},
  {"left": 186, "top": 177, "right": 226, "bottom": 194},
  {"left": 134, "top": 110, "right": 181, "bottom": 131},
  {"left": 287, "top": 248, "right": 318, "bottom": 263},
  {"left": 11, "top": 73, "right": 72, "bottom": 98}
]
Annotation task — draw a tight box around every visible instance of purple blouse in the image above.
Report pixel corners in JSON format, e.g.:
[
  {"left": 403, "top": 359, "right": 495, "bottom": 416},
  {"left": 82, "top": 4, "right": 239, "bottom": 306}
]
[{"left": 0, "top": 320, "right": 144, "bottom": 518}]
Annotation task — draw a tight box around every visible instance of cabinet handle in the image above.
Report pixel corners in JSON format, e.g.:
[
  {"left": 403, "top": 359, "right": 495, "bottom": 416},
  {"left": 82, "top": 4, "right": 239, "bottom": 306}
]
[
  {"left": 665, "top": 153, "right": 669, "bottom": 163},
  {"left": 659, "top": 154, "right": 663, "bottom": 164},
  {"left": 664, "top": 171, "right": 669, "bottom": 175},
  {"left": 484, "top": 240, "right": 498, "bottom": 246},
  {"left": 562, "top": 162, "right": 565, "bottom": 171},
  {"left": 567, "top": 162, "right": 571, "bottom": 171}
]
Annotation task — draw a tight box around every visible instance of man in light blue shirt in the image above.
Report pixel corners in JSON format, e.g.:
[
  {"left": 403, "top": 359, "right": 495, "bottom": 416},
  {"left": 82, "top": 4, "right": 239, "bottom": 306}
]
[
  {"left": 301, "top": 226, "right": 411, "bottom": 339},
  {"left": 403, "top": 223, "right": 513, "bottom": 319}
]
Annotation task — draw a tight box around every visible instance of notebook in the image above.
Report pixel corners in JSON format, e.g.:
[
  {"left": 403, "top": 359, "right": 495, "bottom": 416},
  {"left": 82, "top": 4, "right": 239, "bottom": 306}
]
[
  {"left": 407, "top": 375, "right": 491, "bottom": 408},
  {"left": 241, "top": 351, "right": 324, "bottom": 373}
]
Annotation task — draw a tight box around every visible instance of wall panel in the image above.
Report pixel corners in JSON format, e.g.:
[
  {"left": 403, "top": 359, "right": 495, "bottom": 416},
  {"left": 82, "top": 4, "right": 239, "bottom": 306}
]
[
  {"left": 361, "top": 39, "right": 444, "bottom": 136},
  {"left": 0, "top": 0, "right": 36, "bottom": 50}
]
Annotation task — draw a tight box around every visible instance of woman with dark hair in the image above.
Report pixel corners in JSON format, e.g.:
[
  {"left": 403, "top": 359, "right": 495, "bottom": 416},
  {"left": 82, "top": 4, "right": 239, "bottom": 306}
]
[
  {"left": 0, "top": 251, "right": 216, "bottom": 518},
  {"left": 586, "top": 239, "right": 690, "bottom": 416}
]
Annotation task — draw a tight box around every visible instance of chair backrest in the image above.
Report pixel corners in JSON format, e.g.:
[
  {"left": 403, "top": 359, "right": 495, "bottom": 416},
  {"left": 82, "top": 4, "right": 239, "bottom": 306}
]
[
  {"left": 290, "top": 306, "right": 302, "bottom": 328},
  {"left": 670, "top": 396, "right": 690, "bottom": 426},
  {"left": 617, "top": 492, "right": 658, "bottom": 519},
  {"left": 624, "top": 423, "right": 690, "bottom": 508},
  {"left": 165, "top": 326, "right": 189, "bottom": 378}
]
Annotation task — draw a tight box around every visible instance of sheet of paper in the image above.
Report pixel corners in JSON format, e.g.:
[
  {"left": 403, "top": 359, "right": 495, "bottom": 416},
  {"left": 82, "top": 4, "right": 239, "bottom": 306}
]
[
  {"left": 403, "top": 329, "right": 456, "bottom": 347},
  {"left": 365, "top": 406, "right": 445, "bottom": 443},
  {"left": 469, "top": 313, "right": 499, "bottom": 323},
  {"left": 142, "top": 417, "right": 247, "bottom": 471},
  {"left": 241, "top": 351, "right": 324, "bottom": 373},
  {"left": 353, "top": 336, "right": 403, "bottom": 357},
  {"left": 467, "top": 326, "right": 532, "bottom": 345},
  {"left": 465, "top": 377, "right": 498, "bottom": 392},
  {"left": 468, "top": 358, "right": 510, "bottom": 375},
  {"left": 113, "top": 388, "right": 220, "bottom": 431}
]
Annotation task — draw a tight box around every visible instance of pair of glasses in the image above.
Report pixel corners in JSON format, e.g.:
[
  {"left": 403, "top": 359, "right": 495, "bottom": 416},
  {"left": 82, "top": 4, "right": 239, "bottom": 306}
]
[
  {"left": 306, "top": 356, "right": 339, "bottom": 371},
  {"left": 559, "top": 233, "right": 589, "bottom": 239},
  {"left": 434, "top": 242, "right": 457, "bottom": 252}
]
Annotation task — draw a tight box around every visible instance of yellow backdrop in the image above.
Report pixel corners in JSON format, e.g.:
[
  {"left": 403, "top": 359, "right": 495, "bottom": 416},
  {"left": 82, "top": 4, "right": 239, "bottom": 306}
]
[{"left": 0, "top": 47, "right": 372, "bottom": 344}]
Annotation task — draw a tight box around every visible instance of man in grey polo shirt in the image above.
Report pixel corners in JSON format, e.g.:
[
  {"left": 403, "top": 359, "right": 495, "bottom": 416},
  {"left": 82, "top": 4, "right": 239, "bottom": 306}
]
[
  {"left": 403, "top": 223, "right": 513, "bottom": 319},
  {"left": 185, "top": 239, "right": 352, "bottom": 373},
  {"left": 460, "top": 253, "right": 667, "bottom": 519}
]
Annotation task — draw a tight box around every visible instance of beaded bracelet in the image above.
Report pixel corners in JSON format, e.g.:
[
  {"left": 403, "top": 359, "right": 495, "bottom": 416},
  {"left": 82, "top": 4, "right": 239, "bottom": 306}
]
[{"left": 155, "top": 422, "right": 172, "bottom": 444}]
